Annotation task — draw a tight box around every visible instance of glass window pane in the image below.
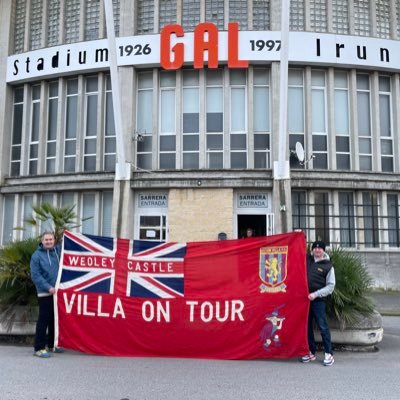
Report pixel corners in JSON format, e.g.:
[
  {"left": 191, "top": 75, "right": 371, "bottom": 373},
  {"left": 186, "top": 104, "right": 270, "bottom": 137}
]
[
  {"left": 161, "top": 90, "right": 175, "bottom": 133},
  {"left": 254, "top": 87, "right": 269, "bottom": 132},
  {"left": 288, "top": 87, "right": 304, "bottom": 132},
  {"left": 336, "top": 136, "right": 349, "bottom": 152},
  {"left": 231, "top": 88, "right": 245, "bottom": 132}
]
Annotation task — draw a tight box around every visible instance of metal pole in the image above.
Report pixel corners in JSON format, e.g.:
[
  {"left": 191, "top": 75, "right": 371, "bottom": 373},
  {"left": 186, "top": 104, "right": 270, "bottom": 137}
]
[
  {"left": 274, "top": 0, "right": 290, "bottom": 180},
  {"left": 103, "top": 0, "right": 130, "bottom": 180}
]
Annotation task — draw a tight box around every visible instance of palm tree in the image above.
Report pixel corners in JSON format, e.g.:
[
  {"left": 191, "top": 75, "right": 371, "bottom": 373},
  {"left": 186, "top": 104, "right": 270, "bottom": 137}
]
[
  {"left": 0, "top": 202, "right": 88, "bottom": 332},
  {"left": 0, "top": 238, "right": 39, "bottom": 331},
  {"left": 326, "top": 247, "right": 375, "bottom": 328},
  {"left": 25, "top": 202, "right": 84, "bottom": 244}
]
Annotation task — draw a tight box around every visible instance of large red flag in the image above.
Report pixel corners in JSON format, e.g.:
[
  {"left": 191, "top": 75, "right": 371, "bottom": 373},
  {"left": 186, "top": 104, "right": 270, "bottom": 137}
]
[{"left": 55, "top": 231, "right": 309, "bottom": 359}]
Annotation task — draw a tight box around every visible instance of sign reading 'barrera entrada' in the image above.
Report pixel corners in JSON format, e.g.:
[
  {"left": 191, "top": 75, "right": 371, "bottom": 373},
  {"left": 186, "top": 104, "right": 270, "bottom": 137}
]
[{"left": 7, "top": 22, "right": 400, "bottom": 83}]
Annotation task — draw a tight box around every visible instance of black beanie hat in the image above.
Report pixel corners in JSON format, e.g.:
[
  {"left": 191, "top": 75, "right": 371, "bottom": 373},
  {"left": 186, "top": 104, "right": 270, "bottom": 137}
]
[{"left": 312, "top": 240, "right": 326, "bottom": 251}]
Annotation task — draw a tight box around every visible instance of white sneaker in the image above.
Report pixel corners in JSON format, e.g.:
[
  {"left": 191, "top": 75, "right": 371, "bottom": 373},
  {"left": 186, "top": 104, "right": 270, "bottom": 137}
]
[
  {"left": 300, "top": 352, "right": 316, "bottom": 363},
  {"left": 323, "top": 352, "right": 334, "bottom": 366}
]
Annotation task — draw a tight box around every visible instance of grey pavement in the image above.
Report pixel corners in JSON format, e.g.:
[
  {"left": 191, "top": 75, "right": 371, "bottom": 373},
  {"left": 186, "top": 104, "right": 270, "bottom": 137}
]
[
  {"left": 368, "top": 290, "right": 400, "bottom": 316},
  {"left": 0, "top": 316, "right": 399, "bottom": 400}
]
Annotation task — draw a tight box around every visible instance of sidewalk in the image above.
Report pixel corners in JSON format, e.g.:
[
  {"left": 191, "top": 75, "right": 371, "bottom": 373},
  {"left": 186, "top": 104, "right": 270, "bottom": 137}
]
[{"left": 368, "top": 290, "right": 400, "bottom": 316}]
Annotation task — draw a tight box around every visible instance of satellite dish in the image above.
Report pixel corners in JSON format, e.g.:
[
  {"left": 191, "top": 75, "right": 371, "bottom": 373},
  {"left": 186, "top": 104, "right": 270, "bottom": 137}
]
[{"left": 295, "top": 142, "right": 305, "bottom": 163}]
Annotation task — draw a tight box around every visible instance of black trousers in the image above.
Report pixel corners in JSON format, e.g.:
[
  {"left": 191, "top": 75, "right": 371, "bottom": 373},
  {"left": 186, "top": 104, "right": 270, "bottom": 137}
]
[{"left": 34, "top": 296, "right": 55, "bottom": 352}]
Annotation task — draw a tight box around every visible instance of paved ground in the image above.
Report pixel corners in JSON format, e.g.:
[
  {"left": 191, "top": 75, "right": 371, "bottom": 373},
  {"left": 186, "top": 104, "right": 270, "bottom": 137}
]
[
  {"left": 0, "top": 316, "right": 399, "bottom": 400},
  {"left": 368, "top": 290, "right": 400, "bottom": 316}
]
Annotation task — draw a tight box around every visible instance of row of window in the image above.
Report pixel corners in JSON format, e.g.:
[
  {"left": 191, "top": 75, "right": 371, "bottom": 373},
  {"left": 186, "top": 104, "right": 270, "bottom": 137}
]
[
  {"left": 1, "top": 191, "right": 114, "bottom": 244},
  {"left": 9, "top": 67, "right": 397, "bottom": 176},
  {"left": 292, "top": 190, "right": 400, "bottom": 248},
  {"left": 2, "top": 189, "right": 399, "bottom": 248},
  {"left": 12, "top": 1, "right": 400, "bottom": 55},
  {"left": 13, "top": 0, "right": 121, "bottom": 53}
]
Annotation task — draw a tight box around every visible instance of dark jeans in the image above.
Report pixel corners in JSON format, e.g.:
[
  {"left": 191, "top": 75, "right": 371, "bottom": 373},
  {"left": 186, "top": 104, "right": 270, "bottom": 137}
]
[
  {"left": 308, "top": 299, "right": 333, "bottom": 355},
  {"left": 34, "top": 296, "right": 55, "bottom": 352}
]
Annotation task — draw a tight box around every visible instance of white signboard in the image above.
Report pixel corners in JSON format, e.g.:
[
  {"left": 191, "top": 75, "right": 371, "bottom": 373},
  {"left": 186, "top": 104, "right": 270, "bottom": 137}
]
[
  {"left": 237, "top": 193, "right": 269, "bottom": 209},
  {"left": 7, "top": 28, "right": 400, "bottom": 83},
  {"left": 138, "top": 193, "right": 168, "bottom": 208}
]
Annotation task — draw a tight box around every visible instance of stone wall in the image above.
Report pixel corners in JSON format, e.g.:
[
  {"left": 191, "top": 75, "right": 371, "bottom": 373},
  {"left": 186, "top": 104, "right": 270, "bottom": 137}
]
[
  {"left": 168, "top": 188, "right": 233, "bottom": 242},
  {"left": 358, "top": 251, "right": 400, "bottom": 291}
]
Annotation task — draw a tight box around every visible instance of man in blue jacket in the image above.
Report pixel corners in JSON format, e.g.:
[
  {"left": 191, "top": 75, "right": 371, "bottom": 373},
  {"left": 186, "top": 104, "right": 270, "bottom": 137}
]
[{"left": 30, "top": 231, "right": 62, "bottom": 358}]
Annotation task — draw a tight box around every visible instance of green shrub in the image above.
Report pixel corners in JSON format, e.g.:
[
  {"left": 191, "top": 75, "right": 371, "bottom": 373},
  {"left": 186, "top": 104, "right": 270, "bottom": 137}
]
[
  {"left": 326, "top": 247, "right": 375, "bottom": 328},
  {"left": 0, "top": 238, "right": 39, "bottom": 330}
]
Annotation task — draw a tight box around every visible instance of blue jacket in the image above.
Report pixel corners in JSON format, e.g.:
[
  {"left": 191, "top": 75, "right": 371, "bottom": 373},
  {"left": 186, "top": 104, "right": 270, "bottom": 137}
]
[{"left": 30, "top": 243, "right": 61, "bottom": 296}]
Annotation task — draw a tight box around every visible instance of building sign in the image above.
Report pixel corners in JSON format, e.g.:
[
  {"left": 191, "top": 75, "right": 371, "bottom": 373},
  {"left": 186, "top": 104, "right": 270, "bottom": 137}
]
[
  {"left": 7, "top": 23, "right": 400, "bottom": 83},
  {"left": 138, "top": 193, "right": 168, "bottom": 208},
  {"left": 238, "top": 193, "right": 269, "bottom": 209}
]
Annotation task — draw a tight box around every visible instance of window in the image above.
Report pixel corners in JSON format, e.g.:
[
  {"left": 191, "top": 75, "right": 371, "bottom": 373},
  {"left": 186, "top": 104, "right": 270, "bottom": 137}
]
[
  {"left": 376, "top": 0, "right": 390, "bottom": 39},
  {"left": 102, "top": 192, "right": 113, "bottom": 237},
  {"left": 112, "top": 0, "right": 121, "bottom": 37},
  {"left": 339, "top": 192, "right": 355, "bottom": 247},
  {"left": 362, "top": 192, "right": 379, "bottom": 247},
  {"left": 387, "top": 194, "right": 400, "bottom": 247},
  {"left": 292, "top": 191, "right": 307, "bottom": 232},
  {"left": 13, "top": 0, "right": 26, "bottom": 54},
  {"left": 40, "top": 193, "right": 55, "bottom": 232},
  {"left": 137, "top": 0, "right": 154, "bottom": 34},
  {"left": 139, "top": 215, "right": 167, "bottom": 240},
  {"left": 84, "top": 76, "right": 98, "bottom": 172},
  {"left": 311, "top": 71, "right": 327, "bottom": 169},
  {"left": 290, "top": 0, "right": 305, "bottom": 31},
  {"left": 65, "top": 0, "right": 81, "bottom": 44},
  {"left": 136, "top": 72, "right": 153, "bottom": 170},
  {"left": 332, "top": 0, "right": 349, "bottom": 34},
  {"left": 64, "top": 79, "right": 78, "bottom": 173},
  {"left": 230, "top": 0, "right": 248, "bottom": 30},
  {"left": 159, "top": 0, "right": 177, "bottom": 31},
  {"left": 159, "top": 72, "right": 176, "bottom": 169},
  {"left": 1, "top": 196, "right": 15, "bottom": 245},
  {"left": 104, "top": 76, "right": 116, "bottom": 172},
  {"left": 206, "top": 70, "right": 224, "bottom": 169},
  {"left": 46, "top": 82, "right": 58, "bottom": 174},
  {"left": 230, "top": 70, "right": 247, "bottom": 169},
  {"left": 30, "top": 0, "right": 43, "bottom": 50},
  {"left": 288, "top": 70, "right": 304, "bottom": 168},
  {"left": 182, "top": 0, "right": 200, "bottom": 31},
  {"left": 379, "top": 76, "right": 393, "bottom": 172},
  {"left": 81, "top": 193, "right": 96, "bottom": 234},
  {"left": 205, "top": 0, "right": 224, "bottom": 30},
  {"left": 182, "top": 71, "right": 200, "bottom": 169},
  {"left": 253, "top": 0, "right": 270, "bottom": 30},
  {"left": 22, "top": 195, "right": 34, "bottom": 239},
  {"left": 253, "top": 69, "right": 271, "bottom": 169},
  {"left": 85, "top": 0, "right": 100, "bottom": 41},
  {"left": 357, "top": 74, "right": 372, "bottom": 171},
  {"left": 11, "top": 87, "right": 24, "bottom": 177},
  {"left": 354, "top": 0, "right": 371, "bottom": 36},
  {"left": 29, "top": 85, "right": 41, "bottom": 175},
  {"left": 47, "top": 0, "right": 61, "bottom": 46},
  {"left": 315, "top": 192, "right": 330, "bottom": 244},
  {"left": 310, "top": 0, "right": 327, "bottom": 32},
  {"left": 334, "top": 71, "right": 350, "bottom": 170}
]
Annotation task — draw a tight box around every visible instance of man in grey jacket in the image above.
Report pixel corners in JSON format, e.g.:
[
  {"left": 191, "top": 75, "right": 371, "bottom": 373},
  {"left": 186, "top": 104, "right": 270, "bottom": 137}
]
[
  {"left": 301, "top": 240, "right": 336, "bottom": 366},
  {"left": 30, "top": 231, "right": 62, "bottom": 358}
]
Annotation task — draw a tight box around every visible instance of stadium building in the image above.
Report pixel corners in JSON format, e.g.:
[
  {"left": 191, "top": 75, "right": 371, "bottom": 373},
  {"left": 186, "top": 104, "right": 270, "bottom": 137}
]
[{"left": 0, "top": 0, "right": 400, "bottom": 289}]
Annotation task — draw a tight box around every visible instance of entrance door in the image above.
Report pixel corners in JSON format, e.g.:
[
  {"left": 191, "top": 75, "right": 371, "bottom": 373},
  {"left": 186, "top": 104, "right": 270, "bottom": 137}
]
[{"left": 237, "top": 215, "right": 266, "bottom": 238}]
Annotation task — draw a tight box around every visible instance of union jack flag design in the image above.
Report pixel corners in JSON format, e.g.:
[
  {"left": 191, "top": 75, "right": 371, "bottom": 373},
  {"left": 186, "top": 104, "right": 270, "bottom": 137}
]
[
  {"left": 60, "top": 231, "right": 116, "bottom": 294},
  {"left": 127, "top": 240, "right": 186, "bottom": 299}
]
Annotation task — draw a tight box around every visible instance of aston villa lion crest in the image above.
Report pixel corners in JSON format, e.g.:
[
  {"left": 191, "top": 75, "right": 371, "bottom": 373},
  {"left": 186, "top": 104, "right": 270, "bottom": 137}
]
[{"left": 259, "top": 246, "right": 287, "bottom": 293}]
